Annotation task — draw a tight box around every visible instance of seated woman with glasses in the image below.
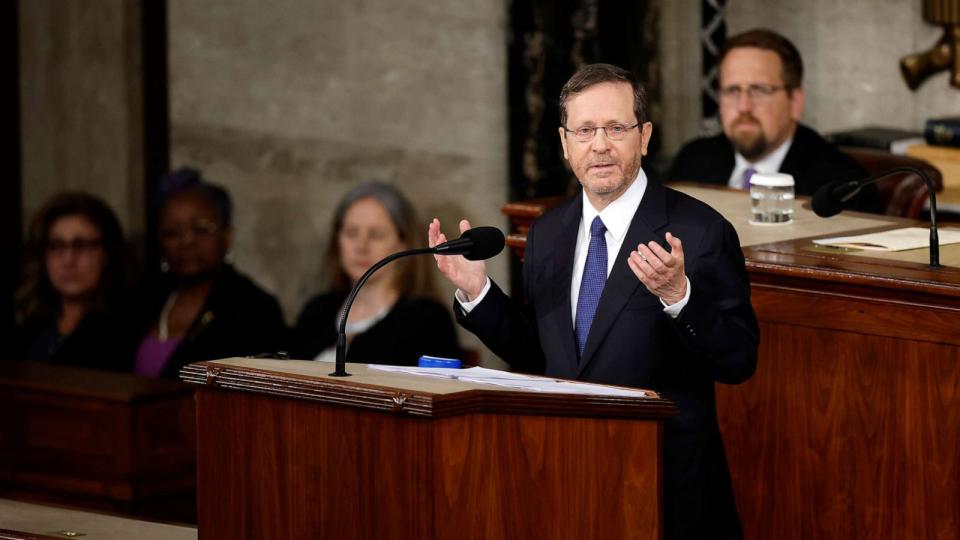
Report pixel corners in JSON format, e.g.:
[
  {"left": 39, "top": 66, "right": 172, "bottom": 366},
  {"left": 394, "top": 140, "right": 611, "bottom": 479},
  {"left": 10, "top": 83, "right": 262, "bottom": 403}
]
[
  {"left": 289, "top": 181, "right": 460, "bottom": 365},
  {"left": 131, "top": 168, "right": 288, "bottom": 378},
  {"left": 11, "top": 192, "right": 135, "bottom": 370}
]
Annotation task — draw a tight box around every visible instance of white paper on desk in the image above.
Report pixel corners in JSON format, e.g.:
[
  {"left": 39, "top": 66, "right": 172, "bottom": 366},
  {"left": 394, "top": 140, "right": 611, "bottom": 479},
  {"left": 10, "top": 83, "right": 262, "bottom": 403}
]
[
  {"left": 368, "top": 365, "right": 651, "bottom": 397},
  {"left": 369, "top": 365, "right": 538, "bottom": 380},
  {"left": 813, "top": 227, "right": 960, "bottom": 251},
  {"left": 465, "top": 378, "right": 650, "bottom": 397}
]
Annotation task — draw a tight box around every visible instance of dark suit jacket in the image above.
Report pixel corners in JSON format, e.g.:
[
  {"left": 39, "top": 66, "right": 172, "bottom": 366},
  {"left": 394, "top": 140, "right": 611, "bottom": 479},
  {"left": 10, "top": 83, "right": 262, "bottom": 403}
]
[
  {"left": 134, "top": 265, "right": 289, "bottom": 378},
  {"left": 669, "top": 123, "right": 883, "bottom": 214},
  {"left": 458, "top": 180, "right": 759, "bottom": 540},
  {"left": 290, "top": 292, "right": 461, "bottom": 365},
  {"left": 13, "top": 309, "right": 134, "bottom": 372}
]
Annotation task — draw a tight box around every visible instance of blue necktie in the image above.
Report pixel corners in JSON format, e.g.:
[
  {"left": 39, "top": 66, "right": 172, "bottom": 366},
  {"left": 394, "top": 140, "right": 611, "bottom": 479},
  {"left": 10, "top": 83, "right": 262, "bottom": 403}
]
[
  {"left": 743, "top": 167, "right": 757, "bottom": 190},
  {"left": 575, "top": 216, "right": 607, "bottom": 358}
]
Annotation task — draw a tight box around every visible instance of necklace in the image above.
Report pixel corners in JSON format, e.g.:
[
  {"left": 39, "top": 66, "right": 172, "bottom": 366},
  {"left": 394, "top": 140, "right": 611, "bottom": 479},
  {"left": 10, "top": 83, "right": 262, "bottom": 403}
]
[{"left": 157, "top": 292, "right": 178, "bottom": 341}]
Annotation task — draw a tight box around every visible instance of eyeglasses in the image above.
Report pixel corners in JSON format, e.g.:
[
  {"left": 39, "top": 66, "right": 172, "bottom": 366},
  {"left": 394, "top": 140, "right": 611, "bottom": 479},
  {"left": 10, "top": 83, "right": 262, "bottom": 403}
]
[
  {"left": 45, "top": 238, "right": 103, "bottom": 255},
  {"left": 563, "top": 123, "right": 640, "bottom": 142},
  {"left": 159, "top": 219, "right": 220, "bottom": 242},
  {"left": 719, "top": 84, "right": 786, "bottom": 102}
]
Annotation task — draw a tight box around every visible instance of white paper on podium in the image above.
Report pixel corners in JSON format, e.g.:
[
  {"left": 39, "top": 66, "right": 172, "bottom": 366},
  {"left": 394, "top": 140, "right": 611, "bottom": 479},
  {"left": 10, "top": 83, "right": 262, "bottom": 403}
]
[
  {"left": 813, "top": 227, "right": 960, "bottom": 251},
  {"left": 368, "top": 364, "right": 652, "bottom": 397}
]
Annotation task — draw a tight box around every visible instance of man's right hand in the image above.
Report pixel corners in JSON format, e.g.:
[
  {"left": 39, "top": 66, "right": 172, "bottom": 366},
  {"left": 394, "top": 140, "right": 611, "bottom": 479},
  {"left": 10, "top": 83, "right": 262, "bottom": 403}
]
[{"left": 428, "top": 218, "right": 488, "bottom": 301}]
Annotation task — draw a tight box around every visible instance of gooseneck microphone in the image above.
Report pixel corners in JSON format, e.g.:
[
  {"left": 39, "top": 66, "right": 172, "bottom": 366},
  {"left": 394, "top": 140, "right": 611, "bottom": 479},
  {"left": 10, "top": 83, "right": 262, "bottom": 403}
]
[
  {"left": 811, "top": 167, "right": 940, "bottom": 268},
  {"left": 431, "top": 226, "right": 506, "bottom": 260},
  {"left": 330, "top": 226, "right": 506, "bottom": 377}
]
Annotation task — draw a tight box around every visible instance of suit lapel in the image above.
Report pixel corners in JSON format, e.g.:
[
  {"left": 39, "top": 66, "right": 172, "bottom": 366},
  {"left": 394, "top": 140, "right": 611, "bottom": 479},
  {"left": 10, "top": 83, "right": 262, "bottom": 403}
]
[
  {"left": 576, "top": 180, "right": 669, "bottom": 377},
  {"left": 712, "top": 137, "right": 737, "bottom": 185},
  {"left": 542, "top": 196, "right": 582, "bottom": 377},
  {"left": 778, "top": 124, "right": 818, "bottom": 193}
]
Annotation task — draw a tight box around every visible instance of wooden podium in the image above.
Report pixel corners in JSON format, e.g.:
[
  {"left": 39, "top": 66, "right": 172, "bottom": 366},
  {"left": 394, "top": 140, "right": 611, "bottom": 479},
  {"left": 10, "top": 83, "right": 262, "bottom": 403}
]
[{"left": 181, "top": 358, "right": 677, "bottom": 539}]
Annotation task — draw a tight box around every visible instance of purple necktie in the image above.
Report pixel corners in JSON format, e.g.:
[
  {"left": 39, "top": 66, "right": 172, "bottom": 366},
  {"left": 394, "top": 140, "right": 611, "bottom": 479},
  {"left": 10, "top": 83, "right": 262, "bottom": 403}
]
[
  {"left": 575, "top": 216, "right": 607, "bottom": 359},
  {"left": 743, "top": 167, "right": 757, "bottom": 190}
]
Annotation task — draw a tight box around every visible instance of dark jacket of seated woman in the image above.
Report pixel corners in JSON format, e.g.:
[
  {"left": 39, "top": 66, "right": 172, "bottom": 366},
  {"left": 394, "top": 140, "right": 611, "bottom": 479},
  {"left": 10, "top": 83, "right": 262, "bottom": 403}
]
[
  {"left": 15, "top": 309, "right": 135, "bottom": 371},
  {"left": 131, "top": 171, "right": 288, "bottom": 378},
  {"left": 289, "top": 291, "right": 460, "bottom": 365},
  {"left": 133, "top": 264, "right": 288, "bottom": 378}
]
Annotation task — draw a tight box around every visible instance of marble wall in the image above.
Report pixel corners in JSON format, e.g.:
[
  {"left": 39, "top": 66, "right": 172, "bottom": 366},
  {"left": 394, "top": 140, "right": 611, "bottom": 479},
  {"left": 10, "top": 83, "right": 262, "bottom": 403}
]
[
  {"left": 659, "top": 0, "right": 703, "bottom": 157},
  {"left": 167, "top": 0, "right": 509, "bottom": 363},
  {"left": 659, "top": 0, "right": 960, "bottom": 155},
  {"left": 19, "top": 0, "right": 145, "bottom": 238}
]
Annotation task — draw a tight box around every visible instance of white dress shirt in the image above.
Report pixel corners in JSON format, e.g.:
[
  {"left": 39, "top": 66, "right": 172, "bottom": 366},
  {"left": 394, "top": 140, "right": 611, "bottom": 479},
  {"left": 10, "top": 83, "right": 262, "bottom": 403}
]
[
  {"left": 727, "top": 136, "right": 793, "bottom": 189},
  {"left": 459, "top": 168, "right": 691, "bottom": 321}
]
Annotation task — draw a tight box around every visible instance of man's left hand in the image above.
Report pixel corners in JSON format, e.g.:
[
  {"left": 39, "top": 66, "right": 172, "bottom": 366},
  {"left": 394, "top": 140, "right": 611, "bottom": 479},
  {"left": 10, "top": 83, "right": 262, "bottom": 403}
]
[{"left": 627, "top": 232, "right": 687, "bottom": 305}]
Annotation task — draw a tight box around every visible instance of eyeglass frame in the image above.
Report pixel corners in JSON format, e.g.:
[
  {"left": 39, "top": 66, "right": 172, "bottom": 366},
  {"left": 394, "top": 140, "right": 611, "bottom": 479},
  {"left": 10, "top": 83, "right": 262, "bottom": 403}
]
[
  {"left": 718, "top": 84, "right": 789, "bottom": 103},
  {"left": 44, "top": 238, "right": 104, "bottom": 255},
  {"left": 561, "top": 122, "right": 641, "bottom": 142},
  {"left": 158, "top": 219, "right": 222, "bottom": 243}
]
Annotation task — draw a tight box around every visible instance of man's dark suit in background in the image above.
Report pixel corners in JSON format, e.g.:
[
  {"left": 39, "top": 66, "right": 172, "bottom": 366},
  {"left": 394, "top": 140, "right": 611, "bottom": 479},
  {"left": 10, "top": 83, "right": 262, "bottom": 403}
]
[
  {"left": 458, "top": 179, "right": 759, "bottom": 540},
  {"left": 669, "top": 123, "right": 883, "bottom": 213}
]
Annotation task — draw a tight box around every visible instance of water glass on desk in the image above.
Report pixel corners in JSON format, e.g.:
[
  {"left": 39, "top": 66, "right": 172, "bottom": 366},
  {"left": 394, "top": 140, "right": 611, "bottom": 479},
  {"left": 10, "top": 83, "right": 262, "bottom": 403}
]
[{"left": 750, "top": 172, "right": 795, "bottom": 224}]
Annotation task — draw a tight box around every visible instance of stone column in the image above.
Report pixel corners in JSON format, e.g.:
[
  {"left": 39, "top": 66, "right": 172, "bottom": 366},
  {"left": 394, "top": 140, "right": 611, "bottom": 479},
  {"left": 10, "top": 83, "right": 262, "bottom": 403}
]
[{"left": 19, "top": 0, "right": 146, "bottom": 239}]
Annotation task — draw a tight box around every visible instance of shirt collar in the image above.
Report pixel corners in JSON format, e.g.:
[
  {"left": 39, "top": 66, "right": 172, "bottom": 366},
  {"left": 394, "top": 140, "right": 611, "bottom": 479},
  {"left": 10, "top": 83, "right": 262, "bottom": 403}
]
[
  {"left": 581, "top": 167, "right": 647, "bottom": 243},
  {"left": 734, "top": 135, "right": 794, "bottom": 175}
]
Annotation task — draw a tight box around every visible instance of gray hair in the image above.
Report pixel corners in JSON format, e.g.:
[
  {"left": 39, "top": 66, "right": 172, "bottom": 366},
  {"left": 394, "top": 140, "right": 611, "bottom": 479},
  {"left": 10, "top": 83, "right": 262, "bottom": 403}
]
[
  {"left": 324, "top": 181, "right": 434, "bottom": 297},
  {"left": 559, "top": 63, "right": 649, "bottom": 127}
]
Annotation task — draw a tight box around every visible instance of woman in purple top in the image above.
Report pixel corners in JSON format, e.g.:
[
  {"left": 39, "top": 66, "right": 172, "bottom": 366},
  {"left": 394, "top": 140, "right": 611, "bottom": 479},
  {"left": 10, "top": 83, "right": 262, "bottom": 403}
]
[{"left": 132, "top": 169, "right": 287, "bottom": 378}]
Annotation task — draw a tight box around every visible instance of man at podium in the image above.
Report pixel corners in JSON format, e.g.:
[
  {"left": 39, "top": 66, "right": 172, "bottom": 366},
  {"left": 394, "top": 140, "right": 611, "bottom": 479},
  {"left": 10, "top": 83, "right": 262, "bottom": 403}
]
[{"left": 429, "top": 64, "right": 759, "bottom": 540}]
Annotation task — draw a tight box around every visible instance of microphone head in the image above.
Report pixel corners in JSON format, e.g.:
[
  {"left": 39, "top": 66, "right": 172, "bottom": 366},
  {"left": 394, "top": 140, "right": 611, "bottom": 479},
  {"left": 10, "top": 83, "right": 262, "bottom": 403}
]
[
  {"left": 813, "top": 179, "right": 863, "bottom": 218},
  {"left": 459, "top": 226, "right": 506, "bottom": 260},
  {"left": 812, "top": 183, "right": 844, "bottom": 218}
]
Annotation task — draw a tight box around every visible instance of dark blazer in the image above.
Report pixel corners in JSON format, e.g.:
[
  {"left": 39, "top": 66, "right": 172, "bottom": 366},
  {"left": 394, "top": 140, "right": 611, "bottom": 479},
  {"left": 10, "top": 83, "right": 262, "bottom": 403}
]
[
  {"left": 13, "top": 310, "right": 134, "bottom": 372},
  {"left": 135, "top": 265, "right": 289, "bottom": 378},
  {"left": 290, "top": 292, "right": 461, "bottom": 366},
  {"left": 669, "top": 123, "right": 883, "bottom": 214},
  {"left": 458, "top": 179, "right": 759, "bottom": 540}
]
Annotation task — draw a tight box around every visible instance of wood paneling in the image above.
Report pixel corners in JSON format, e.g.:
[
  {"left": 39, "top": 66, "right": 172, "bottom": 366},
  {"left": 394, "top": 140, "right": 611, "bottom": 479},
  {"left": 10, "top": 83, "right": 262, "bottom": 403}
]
[
  {"left": 752, "top": 283, "right": 960, "bottom": 346},
  {"left": 717, "top": 277, "right": 960, "bottom": 539},
  {"left": 0, "top": 362, "right": 196, "bottom": 523}
]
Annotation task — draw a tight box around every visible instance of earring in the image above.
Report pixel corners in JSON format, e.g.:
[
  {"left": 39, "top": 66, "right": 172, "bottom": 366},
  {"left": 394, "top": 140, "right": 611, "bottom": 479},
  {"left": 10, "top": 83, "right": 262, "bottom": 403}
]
[
  {"left": 160, "top": 259, "right": 170, "bottom": 273},
  {"left": 224, "top": 251, "right": 234, "bottom": 264}
]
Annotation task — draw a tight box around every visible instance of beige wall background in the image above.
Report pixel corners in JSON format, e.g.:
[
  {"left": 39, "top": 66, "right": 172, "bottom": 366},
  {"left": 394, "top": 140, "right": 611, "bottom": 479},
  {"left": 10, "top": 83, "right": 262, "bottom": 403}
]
[
  {"left": 166, "top": 0, "right": 509, "bottom": 364},
  {"left": 660, "top": 0, "right": 960, "bottom": 156},
  {"left": 19, "top": 0, "right": 145, "bottom": 239}
]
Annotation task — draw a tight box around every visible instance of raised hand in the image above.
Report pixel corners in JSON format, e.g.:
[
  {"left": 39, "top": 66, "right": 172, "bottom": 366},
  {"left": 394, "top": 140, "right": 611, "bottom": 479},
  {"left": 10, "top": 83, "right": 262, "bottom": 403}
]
[
  {"left": 627, "top": 232, "right": 687, "bottom": 305},
  {"left": 428, "top": 218, "right": 488, "bottom": 301}
]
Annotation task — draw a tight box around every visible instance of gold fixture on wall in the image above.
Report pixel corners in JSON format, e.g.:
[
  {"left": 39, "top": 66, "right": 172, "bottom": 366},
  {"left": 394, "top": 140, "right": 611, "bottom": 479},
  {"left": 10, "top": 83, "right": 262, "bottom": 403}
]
[{"left": 900, "top": 0, "right": 960, "bottom": 90}]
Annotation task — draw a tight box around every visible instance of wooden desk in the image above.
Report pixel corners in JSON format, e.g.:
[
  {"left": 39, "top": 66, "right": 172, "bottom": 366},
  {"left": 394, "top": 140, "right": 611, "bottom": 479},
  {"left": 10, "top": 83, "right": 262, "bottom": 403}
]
[
  {"left": 501, "top": 184, "right": 960, "bottom": 539},
  {"left": 0, "top": 362, "right": 197, "bottom": 523},
  {"left": 502, "top": 185, "right": 901, "bottom": 260},
  {"left": 725, "top": 237, "right": 960, "bottom": 539}
]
